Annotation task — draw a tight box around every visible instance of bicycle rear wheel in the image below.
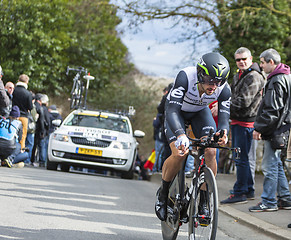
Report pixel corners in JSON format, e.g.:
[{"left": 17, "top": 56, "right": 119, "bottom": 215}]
[
  {"left": 188, "top": 166, "right": 218, "bottom": 240},
  {"left": 161, "top": 173, "right": 181, "bottom": 240}
]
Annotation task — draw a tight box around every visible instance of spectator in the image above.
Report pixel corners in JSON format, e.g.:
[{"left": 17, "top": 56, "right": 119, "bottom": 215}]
[
  {"left": 41, "top": 94, "right": 51, "bottom": 163},
  {"left": 0, "top": 65, "right": 10, "bottom": 108},
  {"left": 249, "top": 48, "right": 291, "bottom": 212},
  {"left": 221, "top": 47, "right": 265, "bottom": 204},
  {"left": 31, "top": 94, "right": 48, "bottom": 167},
  {"left": 157, "top": 83, "right": 173, "bottom": 169},
  {"left": 0, "top": 106, "right": 23, "bottom": 167},
  {"left": 12, "top": 74, "right": 33, "bottom": 149},
  {"left": 25, "top": 92, "right": 37, "bottom": 164},
  {"left": 48, "top": 104, "right": 62, "bottom": 135},
  {"left": 152, "top": 114, "right": 163, "bottom": 172},
  {"left": 0, "top": 82, "right": 14, "bottom": 118}
]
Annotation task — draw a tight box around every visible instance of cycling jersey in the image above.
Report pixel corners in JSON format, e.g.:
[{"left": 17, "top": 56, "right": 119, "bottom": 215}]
[{"left": 165, "top": 66, "right": 231, "bottom": 142}]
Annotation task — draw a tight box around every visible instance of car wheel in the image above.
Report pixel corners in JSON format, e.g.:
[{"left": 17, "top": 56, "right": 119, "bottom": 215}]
[
  {"left": 60, "top": 164, "right": 70, "bottom": 172},
  {"left": 46, "top": 159, "right": 58, "bottom": 171},
  {"left": 121, "top": 154, "right": 136, "bottom": 179}
]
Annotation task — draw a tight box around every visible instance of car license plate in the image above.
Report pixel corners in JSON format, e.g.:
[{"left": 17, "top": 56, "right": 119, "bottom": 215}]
[{"left": 76, "top": 147, "right": 102, "bottom": 156}]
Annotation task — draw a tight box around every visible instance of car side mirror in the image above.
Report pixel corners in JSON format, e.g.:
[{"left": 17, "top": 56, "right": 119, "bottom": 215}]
[
  {"left": 52, "top": 119, "right": 62, "bottom": 127},
  {"left": 134, "top": 130, "right": 145, "bottom": 138}
]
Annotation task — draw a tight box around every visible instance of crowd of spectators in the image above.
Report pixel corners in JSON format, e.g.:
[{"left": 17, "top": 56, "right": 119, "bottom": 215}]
[{"left": 0, "top": 67, "right": 62, "bottom": 168}]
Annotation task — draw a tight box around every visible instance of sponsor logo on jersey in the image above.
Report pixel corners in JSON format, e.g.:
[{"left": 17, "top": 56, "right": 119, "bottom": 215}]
[
  {"left": 169, "top": 101, "right": 183, "bottom": 106},
  {"left": 171, "top": 86, "right": 185, "bottom": 98}
]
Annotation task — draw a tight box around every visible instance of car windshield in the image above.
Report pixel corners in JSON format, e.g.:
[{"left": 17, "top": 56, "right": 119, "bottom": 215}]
[{"left": 64, "top": 113, "right": 130, "bottom": 133}]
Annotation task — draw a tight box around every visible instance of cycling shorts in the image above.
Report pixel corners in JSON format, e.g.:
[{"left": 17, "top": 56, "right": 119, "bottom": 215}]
[{"left": 164, "top": 107, "right": 217, "bottom": 144}]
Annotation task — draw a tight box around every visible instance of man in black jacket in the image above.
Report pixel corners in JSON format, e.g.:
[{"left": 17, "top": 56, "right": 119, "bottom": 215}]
[
  {"left": 0, "top": 65, "right": 9, "bottom": 108},
  {"left": 249, "top": 48, "right": 291, "bottom": 212},
  {"left": 221, "top": 47, "right": 265, "bottom": 204},
  {"left": 12, "top": 74, "right": 33, "bottom": 149},
  {"left": 31, "top": 94, "right": 47, "bottom": 167}
]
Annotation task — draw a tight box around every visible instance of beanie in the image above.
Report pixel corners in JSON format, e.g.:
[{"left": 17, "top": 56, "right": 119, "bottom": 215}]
[{"left": 10, "top": 105, "right": 20, "bottom": 118}]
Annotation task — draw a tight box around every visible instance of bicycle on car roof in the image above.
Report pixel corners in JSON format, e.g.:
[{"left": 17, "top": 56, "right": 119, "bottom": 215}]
[{"left": 66, "top": 66, "right": 95, "bottom": 110}]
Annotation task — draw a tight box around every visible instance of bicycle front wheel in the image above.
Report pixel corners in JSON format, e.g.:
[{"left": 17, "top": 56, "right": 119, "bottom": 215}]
[
  {"left": 188, "top": 166, "right": 218, "bottom": 240},
  {"left": 161, "top": 173, "right": 181, "bottom": 240}
]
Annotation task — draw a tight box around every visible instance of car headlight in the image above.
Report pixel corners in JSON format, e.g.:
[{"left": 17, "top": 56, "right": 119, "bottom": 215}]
[
  {"left": 112, "top": 141, "right": 131, "bottom": 149},
  {"left": 53, "top": 133, "right": 69, "bottom": 142}
]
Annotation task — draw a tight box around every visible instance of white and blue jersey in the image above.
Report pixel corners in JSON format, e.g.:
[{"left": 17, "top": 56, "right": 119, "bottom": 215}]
[{"left": 165, "top": 67, "right": 231, "bottom": 142}]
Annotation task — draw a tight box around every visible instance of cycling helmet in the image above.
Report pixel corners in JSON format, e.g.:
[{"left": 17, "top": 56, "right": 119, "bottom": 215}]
[{"left": 197, "top": 52, "right": 230, "bottom": 86}]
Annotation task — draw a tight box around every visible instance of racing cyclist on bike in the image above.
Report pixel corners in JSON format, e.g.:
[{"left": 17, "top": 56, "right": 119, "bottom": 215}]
[{"left": 155, "top": 52, "right": 231, "bottom": 221}]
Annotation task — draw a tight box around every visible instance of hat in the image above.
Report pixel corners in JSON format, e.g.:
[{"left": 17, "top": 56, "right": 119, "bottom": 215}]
[
  {"left": 41, "top": 94, "right": 49, "bottom": 104},
  {"left": 10, "top": 105, "right": 20, "bottom": 118},
  {"left": 35, "top": 93, "right": 43, "bottom": 101},
  {"left": 49, "top": 105, "right": 57, "bottom": 110}
]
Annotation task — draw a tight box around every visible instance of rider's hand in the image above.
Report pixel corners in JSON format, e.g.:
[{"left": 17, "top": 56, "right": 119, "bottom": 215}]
[
  {"left": 175, "top": 134, "right": 190, "bottom": 155},
  {"left": 215, "top": 129, "right": 228, "bottom": 145}
]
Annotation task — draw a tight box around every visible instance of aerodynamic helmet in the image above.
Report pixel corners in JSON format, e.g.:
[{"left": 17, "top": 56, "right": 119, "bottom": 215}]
[{"left": 197, "top": 52, "right": 230, "bottom": 86}]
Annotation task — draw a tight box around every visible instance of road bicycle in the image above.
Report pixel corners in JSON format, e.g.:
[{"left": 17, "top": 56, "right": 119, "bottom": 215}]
[
  {"left": 161, "top": 130, "right": 240, "bottom": 240},
  {"left": 66, "top": 66, "right": 95, "bottom": 109}
]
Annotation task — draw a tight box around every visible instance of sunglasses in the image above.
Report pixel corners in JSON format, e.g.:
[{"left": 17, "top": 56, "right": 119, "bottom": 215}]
[
  {"left": 235, "top": 57, "right": 248, "bottom": 62},
  {"left": 202, "top": 74, "right": 222, "bottom": 86}
]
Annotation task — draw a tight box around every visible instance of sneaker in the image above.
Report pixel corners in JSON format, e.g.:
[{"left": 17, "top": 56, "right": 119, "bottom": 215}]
[
  {"left": 4, "top": 158, "right": 13, "bottom": 168},
  {"left": 249, "top": 202, "right": 278, "bottom": 212},
  {"left": 246, "top": 191, "right": 255, "bottom": 200},
  {"left": 229, "top": 190, "right": 255, "bottom": 200},
  {"left": 155, "top": 188, "right": 168, "bottom": 221},
  {"left": 277, "top": 199, "right": 291, "bottom": 210},
  {"left": 220, "top": 194, "right": 247, "bottom": 204}
]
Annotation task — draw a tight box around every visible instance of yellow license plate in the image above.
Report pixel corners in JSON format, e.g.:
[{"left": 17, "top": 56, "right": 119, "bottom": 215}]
[{"left": 77, "top": 148, "right": 102, "bottom": 156}]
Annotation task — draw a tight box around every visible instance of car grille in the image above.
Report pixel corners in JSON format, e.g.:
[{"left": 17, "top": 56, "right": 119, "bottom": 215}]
[
  {"left": 63, "top": 152, "right": 126, "bottom": 165},
  {"left": 70, "top": 137, "right": 111, "bottom": 148}
]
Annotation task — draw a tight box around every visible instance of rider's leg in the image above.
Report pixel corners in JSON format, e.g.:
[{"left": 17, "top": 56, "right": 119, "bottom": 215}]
[
  {"left": 155, "top": 141, "right": 187, "bottom": 221},
  {"left": 204, "top": 147, "right": 217, "bottom": 176},
  {"left": 162, "top": 141, "right": 187, "bottom": 181}
]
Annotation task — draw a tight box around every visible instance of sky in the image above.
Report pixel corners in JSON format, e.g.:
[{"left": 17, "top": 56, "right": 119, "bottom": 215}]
[
  {"left": 117, "top": 8, "right": 217, "bottom": 79},
  {"left": 120, "top": 20, "right": 190, "bottom": 79}
]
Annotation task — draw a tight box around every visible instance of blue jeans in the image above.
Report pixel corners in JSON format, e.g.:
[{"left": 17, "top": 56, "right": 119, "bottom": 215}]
[
  {"left": 232, "top": 125, "right": 254, "bottom": 196},
  {"left": 25, "top": 133, "right": 34, "bottom": 163},
  {"left": 39, "top": 137, "right": 46, "bottom": 163},
  {"left": 185, "top": 154, "right": 194, "bottom": 172},
  {"left": 261, "top": 141, "right": 291, "bottom": 207},
  {"left": 9, "top": 143, "right": 29, "bottom": 164},
  {"left": 153, "top": 140, "right": 164, "bottom": 172}
]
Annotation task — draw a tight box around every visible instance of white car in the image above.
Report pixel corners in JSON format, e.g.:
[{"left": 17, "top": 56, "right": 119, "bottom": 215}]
[{"left": 47, "top": 109, "right": 145, "bottom": 179}]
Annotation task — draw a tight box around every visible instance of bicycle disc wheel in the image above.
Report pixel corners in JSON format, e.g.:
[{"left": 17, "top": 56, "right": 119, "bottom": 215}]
[
  {"left": 188, "top": 167, "right": 218, "bottom": 240},
  {"left": 161, "top": 173, "right": 181, "bottom": 240}
]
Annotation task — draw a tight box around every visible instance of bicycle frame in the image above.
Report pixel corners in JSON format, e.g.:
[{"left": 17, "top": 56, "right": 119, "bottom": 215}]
[{"left": 161, "top": 130, "right": 240, "bottom": 240}]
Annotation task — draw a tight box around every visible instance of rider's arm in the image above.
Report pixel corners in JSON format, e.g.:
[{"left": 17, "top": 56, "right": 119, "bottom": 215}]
[
  {"left": 217, "top": 83, "right": 231, "bottom": 134},
  {"left": 165, "top": 70, "right": 188, "bottom": 137}
]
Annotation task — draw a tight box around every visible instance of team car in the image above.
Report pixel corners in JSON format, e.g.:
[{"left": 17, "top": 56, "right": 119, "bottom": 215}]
[{"left": 47, "top": 109, "right": 145, "bottom": 179}]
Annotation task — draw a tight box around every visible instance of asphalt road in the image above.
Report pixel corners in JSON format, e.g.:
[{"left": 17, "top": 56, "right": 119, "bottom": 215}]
[{"left": 0, "top": 167, "right": 279, "bottom": 240}]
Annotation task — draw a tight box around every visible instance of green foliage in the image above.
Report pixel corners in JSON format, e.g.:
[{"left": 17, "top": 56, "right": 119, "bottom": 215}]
[
  {"left": 0, "top": 0, "right": 133, "bottom": 94},
  {"left": 214, "top": 0, "right": 291, "bottom": 76}
]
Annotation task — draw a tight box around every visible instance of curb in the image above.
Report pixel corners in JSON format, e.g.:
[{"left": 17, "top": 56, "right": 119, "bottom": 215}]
[
  {"left": 149, "top": 172, "right": 291, "bottom": 240},
  {"left": 219, "top": 205, "right": 291, "bottom": 240}
]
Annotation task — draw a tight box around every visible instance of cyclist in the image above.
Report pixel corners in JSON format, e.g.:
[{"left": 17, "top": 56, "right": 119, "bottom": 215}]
[{"left": 155, "top": 52, "right": 231, "bottom": 221}]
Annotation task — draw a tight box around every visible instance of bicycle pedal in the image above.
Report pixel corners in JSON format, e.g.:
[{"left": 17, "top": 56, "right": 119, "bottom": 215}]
[{"left": 200, "top": 223, "right": 210, "bottom": 227}]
